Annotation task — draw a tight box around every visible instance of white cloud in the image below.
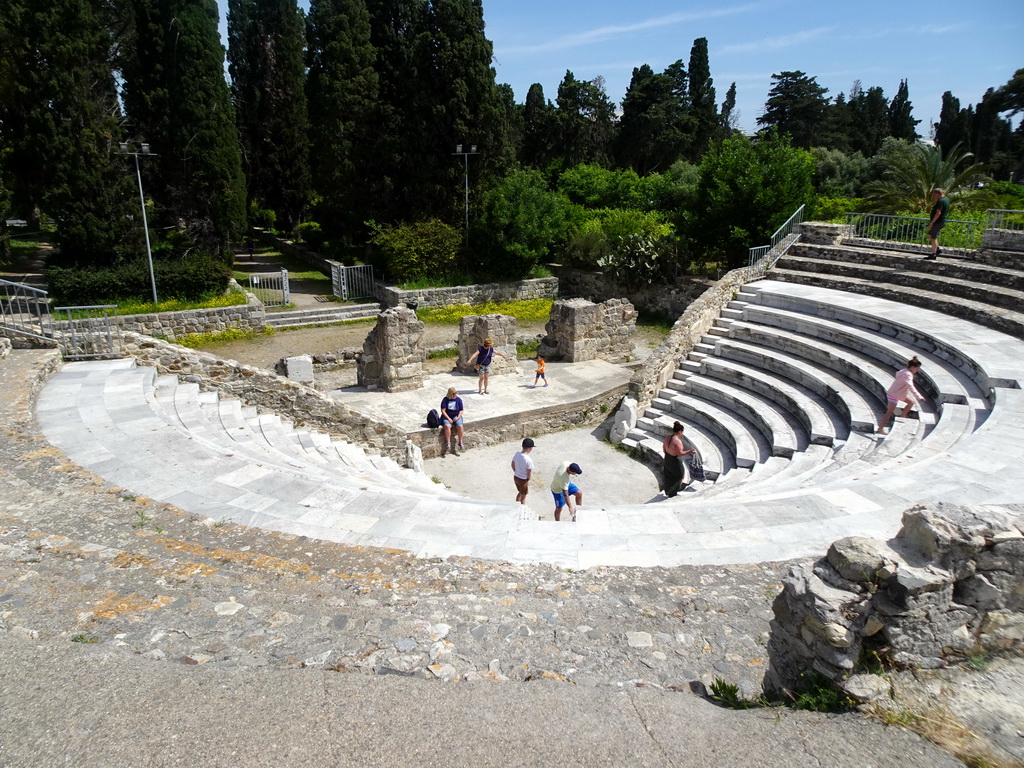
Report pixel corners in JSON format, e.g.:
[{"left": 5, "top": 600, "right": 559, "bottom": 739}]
[
  {"left": 720, "top": 26, "right": 832, "bottom": 54},
  {"left": 496, "top": 4, "right": 762, "bottom": 56}
]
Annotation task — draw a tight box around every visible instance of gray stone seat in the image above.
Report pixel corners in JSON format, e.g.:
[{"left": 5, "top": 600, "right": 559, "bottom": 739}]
[
  {"left": 709, "top": 332, "right": 877, "bottom": 433},
  {"left": 778, "top": 243, "right": 1024, "bottom": 309},
  {"left": 767, "top": 266, "right": 1024, "bottom": 342},
  {"left": 666, "top": 374, "right": 803, "bottom": 458},
  {"left": 646, "top": 392, "right": 767, "bottom": 468},
  {"left": 678, "top": 354, "right": 840, "bottom": 446}
]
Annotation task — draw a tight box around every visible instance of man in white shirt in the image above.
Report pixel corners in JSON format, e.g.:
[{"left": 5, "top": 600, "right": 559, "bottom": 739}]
[{"left": 511, "top": 438, "right": 535, "bottom": 504}]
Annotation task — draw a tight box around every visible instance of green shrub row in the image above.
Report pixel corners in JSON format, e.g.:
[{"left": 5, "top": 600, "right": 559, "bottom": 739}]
[{"left": 47, "top": 254, "right": 232, "bottom": 306}]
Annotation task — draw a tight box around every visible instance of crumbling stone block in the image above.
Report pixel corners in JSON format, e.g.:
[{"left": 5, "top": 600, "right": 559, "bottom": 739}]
[{"left": 356, "top": 306, "right": 426, "bottom": 392}]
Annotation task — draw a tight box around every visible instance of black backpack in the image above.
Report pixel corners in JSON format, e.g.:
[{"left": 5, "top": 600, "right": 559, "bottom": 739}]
[{"left": 426, "top": 408, "right": 441, "bottom": 428}]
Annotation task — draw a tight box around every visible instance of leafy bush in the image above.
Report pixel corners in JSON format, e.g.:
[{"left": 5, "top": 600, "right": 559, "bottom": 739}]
[
  {"left": 474, "top": 168, "right": 574, "bottom": 277},
  {"left": 47, "top": 253, "right": 231, "bottom": 306},
  {"left": 813, "top": 196, "right": 864, "bottom": 222},
  {"left": 565, "top": 208, "right": 680, "bottom": 285},
  {"left": 368, "top": 219, "right": 461, "bottom": 282},
  {"left": 298, "top": 221, "right": 326, "bottom": 251},
  {"left": 248, "top": 201, "right": 277, "bottom": 229}
]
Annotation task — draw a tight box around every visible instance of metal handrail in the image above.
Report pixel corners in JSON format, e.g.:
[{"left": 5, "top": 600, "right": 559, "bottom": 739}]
[
  {"left": 985, "top": 209, "right": 1024, "bottom": 231},
  {"left": 747, "top": 204, "right": 806, "bottom": 268},
  {"left": 844, "top": 212, "right": 980, "bottom": 257},
  {"left": 0, "top": 278, "right": 52, "bottom": 341},
  {"left": 52, "top": 305, "right": 122, "bottom": 360}
]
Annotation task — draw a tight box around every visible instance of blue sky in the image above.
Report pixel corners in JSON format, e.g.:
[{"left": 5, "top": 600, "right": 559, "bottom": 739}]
[{"left": 217, "top": 0, "right": 1022, "bottom": 137}]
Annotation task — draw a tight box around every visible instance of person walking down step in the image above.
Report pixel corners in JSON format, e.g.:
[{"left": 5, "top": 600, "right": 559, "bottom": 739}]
[
  {"left": 877, "top": 356, "right": 925, "bottom": 435},
  {"left": 532, "top": 355, "right": 548, "bottom": 388},
  {"left": 465, "top": 338, "right": 506, "bottom": 395},
  {"left": 550, "top": 462, "right": 582, "bottom": 522},
  {"left": 924, "top": 188, "right": 949, "bottom": 260},
  {"left": 511, "top": 438, "right": 536, "bottom": 504},
  {"left": 440, "top": 387, "right": 465, "bottom": 456},
  {"left": 662, "top": 421, "right": 697, "bottom": 497}
]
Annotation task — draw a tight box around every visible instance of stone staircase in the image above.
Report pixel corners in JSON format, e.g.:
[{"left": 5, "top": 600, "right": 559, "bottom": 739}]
[
  {"left": 264, "top": 301, "right": 381, "bottom": 329},
  {"left": 625, "top": 264, "right": 1024, "bottom": 508}
]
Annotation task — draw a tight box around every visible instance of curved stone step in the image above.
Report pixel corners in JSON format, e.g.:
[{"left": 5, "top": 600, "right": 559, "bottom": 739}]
[{"left": 645, "top": 393, "right": 769, "bottom": 468}]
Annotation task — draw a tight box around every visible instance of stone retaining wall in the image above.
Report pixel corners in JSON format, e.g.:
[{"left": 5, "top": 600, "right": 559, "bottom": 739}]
[
  {"left": 555, "top": 268, "right": 712, "bottom": 322},
  {"left": 378, "top": 277, "right": 559, "bottom": 310},
  {"left": 765, "top": 502, "right": 1024, "bottom": 702},
  {"left": 90, "top": 290, "right": 267, "bottom": 341},
  {"left": 407, "top": 383, "right": 629, "bottom": 459},
  {"left": 981, "top": 227, "right": 1024, "bottom": 254},
  {"left": 121, "top": 333, "right": 410, "bottom": 462},
  {"left": 539, "top": 298, "right": 636, "bottom": 363}
]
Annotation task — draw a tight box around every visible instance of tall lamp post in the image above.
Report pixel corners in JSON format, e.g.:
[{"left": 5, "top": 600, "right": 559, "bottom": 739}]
[
  {"left": 452, "top": 144, "right": 478, "bottom": 250},
  {"left": 118, "top": 141, "right": 158, "bottom": 305}
]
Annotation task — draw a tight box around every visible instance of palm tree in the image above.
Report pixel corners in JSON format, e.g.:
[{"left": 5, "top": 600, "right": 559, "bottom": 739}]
[{"left": 863, "top": 142, "right": 994, "bottom": 213}]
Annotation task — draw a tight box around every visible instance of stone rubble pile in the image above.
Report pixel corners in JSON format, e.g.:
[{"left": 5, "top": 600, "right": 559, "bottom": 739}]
[{"left": 765, "top": 502, "right": 1024, "bottom": 701}]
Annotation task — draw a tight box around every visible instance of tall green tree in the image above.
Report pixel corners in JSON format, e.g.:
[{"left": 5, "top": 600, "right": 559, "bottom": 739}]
[
  {"left": 686, "top": 37, "right": 717, "bottom": 160},
  {"left": 757, "top": 71, "right": 829, "bottom": 148},
  {"left": 687, "top": 130, "right": 815, "bottom": 268},
  {"left": 719, "top": 81, "right": 738, "bottom": 137},
  {"left": 849, "top": 84, "right": 889, "bottom": 156},
  {"left": 122, "top": 0, "right": 247, "bottom": 253},
  {"left": 552, "top": 70, "right": 616, "bottom": 171},
  {"left": 615, "top": 64, "right": 688, "bottom": 174},
  {"left": 305, "top": 0, "right": 378, "bottom": 240},
  {"left": 887, "top": 79, "right": 919, "bottom": 142},
  {"left": 0, "top": 0, "right": 139, "bottom": 264},
  {"left": 934, "top": 90, "right": 971, "bottom": 157},
  {"left": 520, "top": 82, "right": 555, "bottom": 171},
  {"left": 228, "top": 0, "right": 310, "bottom": 232}
]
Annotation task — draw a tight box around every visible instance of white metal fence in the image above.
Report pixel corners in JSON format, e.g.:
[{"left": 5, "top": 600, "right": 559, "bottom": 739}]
[
  {"left": 249, "top": 269, "right": 290, "bottom": 307},
  {"left": 53, "top": 305, "right": 123, "bottom": 360},
  {"left": 986, "top": 208, "right": 1024, "bottom": 231},
  {"left": 844, "top": 212, "right": 981, "bottom": 257},
  {"left": 0, "top": 278, "right": 51, "bottom": 341},
  {"left": 747, "top": 204, "right": 806, "bottom": 268},
  {"left": 331, "top": 263, "right": 375, "bottom": 301}
]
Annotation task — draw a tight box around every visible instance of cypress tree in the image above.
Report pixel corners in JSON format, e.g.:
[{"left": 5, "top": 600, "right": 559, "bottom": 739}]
[
  {"left": 0, "top": 0, "right": 139, "bottom": 264},
  {"left": 935, "top": 91, "right": 971, "bottom": 157},
  {"left": 719, "top": 82, "right": 738, "bottom": 137},
  {"left": 616, "top": 64, "right": 687, "bottom": 174},
  {"left": 306, "top": 0, "right": 379, "bottom": 240},
  {"left": 553, "top": 70, "right": 616, "bottom": 172},
  {"left": 888, "top": 79, "right": 919, "bottom": 142},
  {"left": 122, "top": 0, "right": 247, "bottom": 253},
  {"left": 521, "top": 82, "right": 555, "bottom": 170},
  {"left": 686, "top": 37, "right": 717, "bottom": 160},
  {"left": 228, "top": 0, "right": 309, "bottom": 232},
  {"left": 365, "top": 0, "right": 432, "bottom": 222},
  {"left": 849, "top": 85, "right": 889, "bottom": 156}
]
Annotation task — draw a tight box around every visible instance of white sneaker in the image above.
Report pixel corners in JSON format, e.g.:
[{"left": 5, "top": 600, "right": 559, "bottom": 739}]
[{"left": 877, "top": 427, "right": 889, "bottom": 435}]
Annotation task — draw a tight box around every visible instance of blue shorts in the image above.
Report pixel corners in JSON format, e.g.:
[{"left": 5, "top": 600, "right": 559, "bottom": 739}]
[
  {"left": 444, "top": 416, "right": 464, "bottom": 426},
  {"left": 535, "top": 372, "right": 546, "bottom": 379},
  {"left": 477, "top": 364, "right": 491, "bottom": 374},
  {"left": 552, "top": 483, "right": 579, "bottom": 507}
]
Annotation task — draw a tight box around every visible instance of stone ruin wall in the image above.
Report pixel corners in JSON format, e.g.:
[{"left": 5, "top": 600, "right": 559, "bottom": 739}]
[
  {"left": 356, "top": 306, "right": 426, "bottom": 392},
  {"left": 538, "top": 298, "right": 636, "bottom": 364},
  {"left": 455, "top": 314, "right": 520, "bottom": 376},
  {"left": 765, "top": 502, "right": 1024, "bottom": 703}
]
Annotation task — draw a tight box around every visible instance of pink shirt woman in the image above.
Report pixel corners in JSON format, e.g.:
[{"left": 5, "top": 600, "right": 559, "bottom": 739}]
[{"left": 877, "top": 357, "right": 925, "bottom": 435}]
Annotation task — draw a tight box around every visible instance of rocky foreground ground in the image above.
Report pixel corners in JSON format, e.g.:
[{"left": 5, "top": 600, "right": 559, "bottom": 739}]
[{"left": 1, "top": 348, "right": 1021, "bottom": 767}]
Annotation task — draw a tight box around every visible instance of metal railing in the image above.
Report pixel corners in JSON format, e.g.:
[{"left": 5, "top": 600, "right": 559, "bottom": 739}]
[
  {"left": 331, "top": 264, "right": 376, "bottom": 301},
  {"left": 0, "top": 278, "right": 52, "bottom": 341},
  {"left": 249, "top": 269, "right": 290, "bottom": 307},
  {"left": 747, "top": 204, "right": 806, "bottom": 268},
  {"left": 52, "top": 305, "right": 122, "bottom": 360},
  {"left": 844, "top": 212, "right": 981, "bottom": 257},
  {"left": 985, "top": 209, "right": 1024, "bottom": 231}
]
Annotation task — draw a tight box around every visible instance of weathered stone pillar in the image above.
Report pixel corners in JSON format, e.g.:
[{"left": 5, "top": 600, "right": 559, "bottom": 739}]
[
  {"left": 538, "top": 297, "right": 636, "bottom": 363},
  {"left": 456, "top": 314, "right": 519, "bottom": 375},
  {"left": 356, "top": 306, "right": 425, "bottom": 392}
]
